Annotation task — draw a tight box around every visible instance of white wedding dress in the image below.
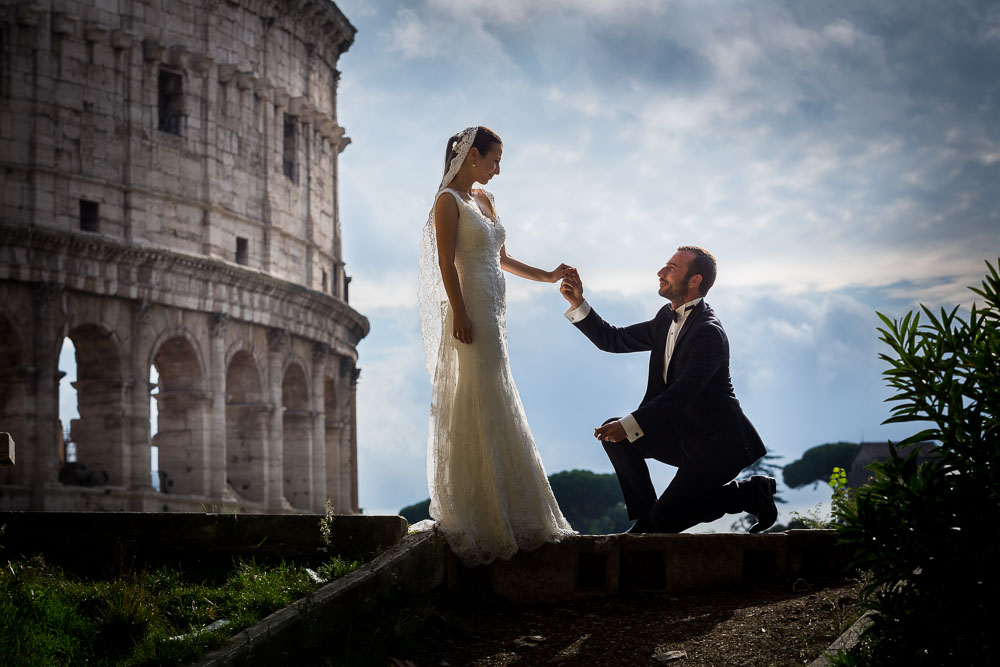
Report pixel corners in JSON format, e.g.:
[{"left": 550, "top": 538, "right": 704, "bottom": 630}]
[{"left": 420, "top": 188, "right": 574, "bottom": 565}]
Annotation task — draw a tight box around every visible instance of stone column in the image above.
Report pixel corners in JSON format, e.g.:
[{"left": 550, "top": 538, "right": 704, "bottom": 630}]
[
  {"left": 127, "top": 300, "right": 154, "bottom": 509},
  {"left": 208, "top": 312, "right": 229, "bottom": 502},
  {"left": 30, "top": 283, "right": 61, "bottom": 509},
  {"left": 348, "top": 364, "right": 361, "bottom": 513},
  {"left": 196, "top": 53, "right": 217, "bottom": 256},
  {"left": 311, "top": 343, "right": 328, "bottom": 513},
  {"left": 263, "top": 91, "right": 284, "bottom": 275},
  {"left": 266, "top": 327, "right": 286, "bottom": 510}
]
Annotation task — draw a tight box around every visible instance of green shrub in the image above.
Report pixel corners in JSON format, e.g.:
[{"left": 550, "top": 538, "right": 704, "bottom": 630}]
[
  {"left": 0, "top": 557, "right": 95, "bottom": 666},
  {"left": 832, "top": 259, "right": 1000, "bottom": 664},
  {"left": 0, "top": 553, "right": 362, "bottom": 666}
]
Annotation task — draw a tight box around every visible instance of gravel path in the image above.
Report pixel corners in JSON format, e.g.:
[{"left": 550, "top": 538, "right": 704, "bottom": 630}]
[{"left": 324, "top": 577, "right": 864, "bottom": 666}]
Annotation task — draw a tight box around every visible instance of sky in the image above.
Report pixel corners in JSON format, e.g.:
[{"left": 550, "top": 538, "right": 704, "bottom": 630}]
[
  {"left": 47, "top": 1, "right": 997, "bottom": 529},
  {"left": 326, "top": 0, "right": 1000, "bottom": 528}
]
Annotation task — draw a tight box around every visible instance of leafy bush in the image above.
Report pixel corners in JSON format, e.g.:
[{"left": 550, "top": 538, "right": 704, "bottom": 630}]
[
  {"left": 789, "top": 466, "right": 853, "bottom": 530},
  {"left": 832, "top": 259, "right": 1000, "bottom": 664}
]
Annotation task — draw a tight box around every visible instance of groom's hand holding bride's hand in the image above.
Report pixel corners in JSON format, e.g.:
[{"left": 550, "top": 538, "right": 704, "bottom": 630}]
[
  {"left": 548, "top": 263, "right": 575, "bottom": 283},
  {"left": 560, "top": 268, "right": 584, "bottom": 309}
]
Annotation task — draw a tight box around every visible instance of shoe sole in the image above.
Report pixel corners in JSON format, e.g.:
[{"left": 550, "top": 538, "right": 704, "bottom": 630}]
[{"left": 748, "top": 477, "right": 777, "bottom": 534}]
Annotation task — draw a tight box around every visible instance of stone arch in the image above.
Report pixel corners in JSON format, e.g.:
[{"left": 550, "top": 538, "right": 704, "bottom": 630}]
[
  {"left": 225, "top": 348, "right": 266, "bottom": 502},
  {"left": 282, "top": 362, "right": 312, "bottom": 510},
  {"left": 60, "top": 323, "right": 125, "bottom": 487},
  {"left": 0, "top": 312, "right": 26, "bottom": 486},
  {"left": 281, "top": 353, "right": 312, "bottom": 398},
  {"left": 151, "top": 332, "right": 208, "bottom": 496}
]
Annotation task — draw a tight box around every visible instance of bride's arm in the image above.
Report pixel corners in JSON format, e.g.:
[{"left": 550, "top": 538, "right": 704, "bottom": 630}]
[
  {"left": 434, "top": 194, "right": 474, "bottom": 344},
  {"left": 500, "top": 244, "right": 572, "bottom": 283}
]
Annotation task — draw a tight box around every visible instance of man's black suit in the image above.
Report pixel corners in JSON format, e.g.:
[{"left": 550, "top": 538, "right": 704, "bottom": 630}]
[{"left": 573, "top": 299, "right": 766, "bottom": 532}]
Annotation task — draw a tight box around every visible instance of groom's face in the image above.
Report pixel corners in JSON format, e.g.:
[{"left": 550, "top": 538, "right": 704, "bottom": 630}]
[{"left": 657, "top": 251, "right": 694, "bottom": 300}]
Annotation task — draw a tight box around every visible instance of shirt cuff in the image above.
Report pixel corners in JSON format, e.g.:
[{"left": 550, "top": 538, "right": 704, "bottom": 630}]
[
  {"left": 619, "top": 413, "right": 644, "bottom": 443},
  {"left": 564, "top": 300, "right": 591, "bottom": 323}
]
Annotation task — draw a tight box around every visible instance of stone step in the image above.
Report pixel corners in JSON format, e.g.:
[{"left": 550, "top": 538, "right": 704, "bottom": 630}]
[{"left": 448, "top": 530, "right": 849, "bottom": 603}]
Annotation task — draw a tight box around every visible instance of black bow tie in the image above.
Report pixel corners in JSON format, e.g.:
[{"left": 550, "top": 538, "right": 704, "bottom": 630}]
[{"left": 667, "top": 304, "right": 695, "bottom": 323}]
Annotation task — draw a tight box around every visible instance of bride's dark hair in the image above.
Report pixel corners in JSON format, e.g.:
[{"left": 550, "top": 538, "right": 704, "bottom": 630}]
[{"left": 444, "top": 126, "right": 502, "bottom": 172}]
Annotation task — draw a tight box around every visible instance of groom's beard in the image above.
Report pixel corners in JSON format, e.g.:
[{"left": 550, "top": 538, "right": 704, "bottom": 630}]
[
  {"left": 659, "top": 270, "right": 694, "bottom": 300},
  {"left": 658, "top": 280, "right": 684, "bottom": 301}
]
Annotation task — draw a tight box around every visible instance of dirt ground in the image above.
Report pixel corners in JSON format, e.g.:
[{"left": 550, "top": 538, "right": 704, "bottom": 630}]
[{"left": 326, "top": 577, "right": 864, "bottom": 666}]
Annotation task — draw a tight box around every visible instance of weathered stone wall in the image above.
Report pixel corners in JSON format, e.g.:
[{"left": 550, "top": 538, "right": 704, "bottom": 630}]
[{"left": 0, "top": 0, "right": 366, "bottom": 514}]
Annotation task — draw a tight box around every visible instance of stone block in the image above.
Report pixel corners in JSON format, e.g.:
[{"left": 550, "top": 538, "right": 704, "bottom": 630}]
[
  {"left": 621, "top": 533, "right": 745, "bottom": 593},
  {"left": 786, "top": 529, "right": 850, "bottom": 576},
  {"left": 1, "top": 432, "right": 13, "bottom": 466},
  {"left": 487, "top": 534, "right": 619, "bottom": 603}
]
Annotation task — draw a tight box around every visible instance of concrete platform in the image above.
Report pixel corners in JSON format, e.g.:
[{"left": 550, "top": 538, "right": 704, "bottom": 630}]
[
  {"left": 185, "top": 526, "right": 853, "bottom": 665},
  {"left": 0, "top": 513, "right": 855, "bottom": 664}
]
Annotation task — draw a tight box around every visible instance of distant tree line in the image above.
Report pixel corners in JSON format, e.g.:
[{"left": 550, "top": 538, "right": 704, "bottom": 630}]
[{"left": 399, "top": 469, "right": 631, "bottom": 534}]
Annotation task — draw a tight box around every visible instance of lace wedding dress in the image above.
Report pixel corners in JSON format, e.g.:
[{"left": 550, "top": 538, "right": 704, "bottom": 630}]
[{"left": 418, "top": 186, "right": 574, "bottom": 565}]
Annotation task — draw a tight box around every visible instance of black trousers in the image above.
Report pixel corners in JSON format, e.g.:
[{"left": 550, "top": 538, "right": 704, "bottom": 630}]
[{"left": 601, "top": 418, "right": 745, "bottom": 533}]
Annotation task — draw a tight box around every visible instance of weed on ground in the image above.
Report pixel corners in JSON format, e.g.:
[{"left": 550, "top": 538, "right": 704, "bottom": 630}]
[{"left": 0, "top": 553, "right": 361, "bottom": 666}]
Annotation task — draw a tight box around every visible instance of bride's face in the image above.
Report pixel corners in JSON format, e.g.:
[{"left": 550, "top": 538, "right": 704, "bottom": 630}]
[{"left": 472, "top": 145, "right": 502, "bottom": 184}]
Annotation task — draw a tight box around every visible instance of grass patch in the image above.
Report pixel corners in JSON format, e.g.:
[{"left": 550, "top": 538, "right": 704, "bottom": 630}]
[{"left": 0, "top": 553, "right": 362, "bottom": 666}]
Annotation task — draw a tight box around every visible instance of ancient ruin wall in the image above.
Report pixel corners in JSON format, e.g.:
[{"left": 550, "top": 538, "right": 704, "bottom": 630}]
[{"left": 0, "top": 0, "right": 368, "bottom": 514}]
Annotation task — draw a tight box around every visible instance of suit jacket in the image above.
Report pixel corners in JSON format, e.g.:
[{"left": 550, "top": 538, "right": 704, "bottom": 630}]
[{"left": 575, "top": 300, "right": 765, "bottom": 478}]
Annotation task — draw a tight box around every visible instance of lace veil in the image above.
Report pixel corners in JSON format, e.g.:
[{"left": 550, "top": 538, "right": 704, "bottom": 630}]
[{"left": 418, "top": 126, "right": 478, "bottom": 380}]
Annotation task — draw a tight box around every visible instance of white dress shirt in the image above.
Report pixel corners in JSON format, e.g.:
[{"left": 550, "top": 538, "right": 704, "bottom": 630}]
[{"left": 565, "top": 297, "right": 703, "bottom": 443}]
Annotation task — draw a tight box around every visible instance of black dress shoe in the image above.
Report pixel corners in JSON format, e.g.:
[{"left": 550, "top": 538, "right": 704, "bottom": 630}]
[
  {"left": 625, "top": 517, "right": 653, "bottom": 534},
  {"left": 745, "top": 475, "right": 777, "bottom": 534}
]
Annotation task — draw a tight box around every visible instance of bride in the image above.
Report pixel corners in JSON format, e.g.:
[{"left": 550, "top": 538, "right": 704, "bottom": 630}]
[{"left": 418, "top": 126, "right": 575, "bottom": 565}]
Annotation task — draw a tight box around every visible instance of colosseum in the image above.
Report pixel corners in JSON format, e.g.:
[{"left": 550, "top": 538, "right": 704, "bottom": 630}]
[{"left": 0, "top": 0, "right": 368, "bottom": 514}]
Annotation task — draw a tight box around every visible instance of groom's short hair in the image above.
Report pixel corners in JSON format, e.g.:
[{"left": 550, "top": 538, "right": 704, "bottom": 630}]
[{"left": 677, "top": 245, "right": 717, "bottom": 296}]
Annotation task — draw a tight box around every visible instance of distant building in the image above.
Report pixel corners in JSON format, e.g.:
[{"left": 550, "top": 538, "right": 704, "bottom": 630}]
[
  {"left": 0, "top": 0, "right": 368, "bottom": 513},
  {"left": 847, "top": 441, "right": 940, "bottom": 488}
]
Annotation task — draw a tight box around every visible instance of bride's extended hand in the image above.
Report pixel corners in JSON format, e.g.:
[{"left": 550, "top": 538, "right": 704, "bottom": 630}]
[
  {"left": 453, "top": 310, "right": 473, "bottom": 344},
  {"left": 547, "top": 263, "right": 575, "bottom": 283}
]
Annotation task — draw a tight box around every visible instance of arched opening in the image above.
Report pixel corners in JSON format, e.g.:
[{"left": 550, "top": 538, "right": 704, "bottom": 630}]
[
  {"left": 226, "top": 350, "right": 266, "bottom": 502},
  {"left": 324, "top": 376, "right": 342, "bottom": 510},
  {"left": 151, "top": 336, "right": 207, "bottom": 496},
  {"left": 59, "top": 325, "right": 123, "bottom": 487},
  {"left": 0, "top": 316, "right": 26, "bottom": 487},
  {"left": 149, "top": 365, "right": 161, "bottom": 491},
  {"left": 282, "top": 363, "right": 312, "bottom": 510},
  {"left": 58, "top": 338, "right": 79, "bottom": 471}
]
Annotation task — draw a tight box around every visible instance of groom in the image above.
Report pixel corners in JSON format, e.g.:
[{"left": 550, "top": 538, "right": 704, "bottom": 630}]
[{"left": 560, "top": 246, "right": 777, "bottom": 534}]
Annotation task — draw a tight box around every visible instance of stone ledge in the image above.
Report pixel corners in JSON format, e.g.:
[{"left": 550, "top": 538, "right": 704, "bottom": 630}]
[
  {"left": 187, "top": 529, "right": 446, "bottom": 667},
  {"left": 0, "top": 223, "right": 370, "bottom": 350},
  {"left": 809, "top": 610, "right": 876, "bottom": 666},
  {"left": 454, "top": 530, "right": 851, "bottom": 603},
  {"left": 0, "top": 432, "right": 12, "bottom": 466},
  {"left": 0, "top": 512, "right": 406, "bottom": 577}
]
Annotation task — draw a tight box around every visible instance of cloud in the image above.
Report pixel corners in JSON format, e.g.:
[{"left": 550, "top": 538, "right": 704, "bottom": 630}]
[
  {"left": 384, "top": 9, "right": 438, "bottom": 60},
  {"left": 332, "top": 0, "right": 1000, "bottom": 516}
]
